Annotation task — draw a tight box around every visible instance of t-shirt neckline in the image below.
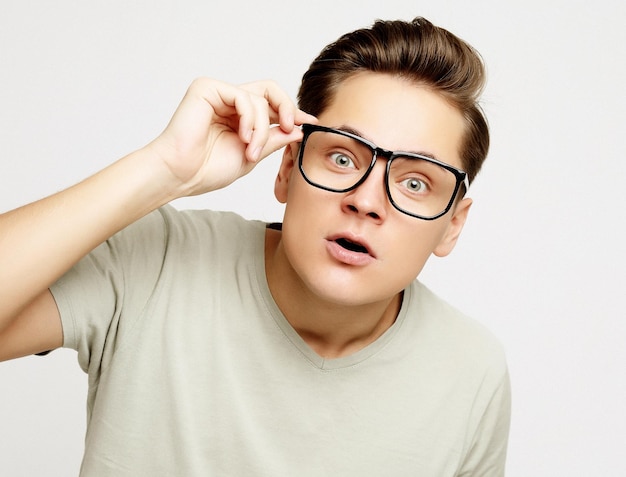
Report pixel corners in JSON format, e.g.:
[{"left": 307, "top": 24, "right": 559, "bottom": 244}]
[{"left": 253, "top": 220, "right": 411, "bottom": 371}]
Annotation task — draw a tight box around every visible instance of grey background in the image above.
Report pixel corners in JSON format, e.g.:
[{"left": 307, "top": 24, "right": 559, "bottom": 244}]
[{"left": 1, "top": 0, "right": 624, "bottom": 475}]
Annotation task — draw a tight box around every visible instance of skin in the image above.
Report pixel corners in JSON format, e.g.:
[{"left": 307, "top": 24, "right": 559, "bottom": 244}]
[
  {"left": 0, "top": 74, "right": 471, "bottom": 362},
  {"left": 266, "top": 73, "right": 472, "bottom": 358}
]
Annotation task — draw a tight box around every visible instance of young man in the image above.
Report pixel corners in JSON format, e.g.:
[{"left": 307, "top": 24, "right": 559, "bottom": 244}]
[{"left": 0, "top": 17, "right": 510, "bottom": 476}]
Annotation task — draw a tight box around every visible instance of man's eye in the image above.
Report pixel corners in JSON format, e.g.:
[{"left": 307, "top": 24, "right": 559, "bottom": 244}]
[
  {"left": 402, "top": 177, "right": 428, "bottom": 193},
  {"left": 331, "top": 152, "right": 355, "bottom": 168}
]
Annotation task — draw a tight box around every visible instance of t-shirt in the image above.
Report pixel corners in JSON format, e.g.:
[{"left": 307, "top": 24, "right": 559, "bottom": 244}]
[{"left": 50, "top": 205, "right": 510, "bottom": 476}]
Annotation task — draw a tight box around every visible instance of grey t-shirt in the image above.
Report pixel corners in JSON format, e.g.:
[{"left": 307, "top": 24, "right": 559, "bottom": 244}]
[{"left": 51, "top": 205, "right": 510, "bottom": 476}]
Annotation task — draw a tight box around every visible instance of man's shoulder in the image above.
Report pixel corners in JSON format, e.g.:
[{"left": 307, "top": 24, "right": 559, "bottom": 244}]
[
  {"left": 123, "top": 205, "right": 264, "bottom": 242},
  {"left": 158, "top": 204, "right": 257, "bottom": 231},
  {"left": 407, "top": 281, "right": 507, "bottom": 371}
]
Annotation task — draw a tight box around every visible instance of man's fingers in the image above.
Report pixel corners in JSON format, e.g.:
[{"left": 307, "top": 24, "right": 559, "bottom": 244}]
[
  {"left": 240, "top": 80, "right": 314, "bottom": 126},
  {"left": 238, "top": 80, "right": 317, "bottom": 161},
  {"left": 188, "top": 78, "right": 316, "bottom": 163},
  {"left": 256, "top": 125, "right": 304, "bottom": 161}
]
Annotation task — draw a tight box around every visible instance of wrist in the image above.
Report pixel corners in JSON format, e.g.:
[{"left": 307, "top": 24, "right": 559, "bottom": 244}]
[{"left": 123, "top": 143, "right": 192, "bottom": 208}]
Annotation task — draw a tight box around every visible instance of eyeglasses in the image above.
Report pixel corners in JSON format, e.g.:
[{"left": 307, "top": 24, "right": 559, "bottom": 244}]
[{"left": 297, "top": 124, "right": 470, "bottom": 220}]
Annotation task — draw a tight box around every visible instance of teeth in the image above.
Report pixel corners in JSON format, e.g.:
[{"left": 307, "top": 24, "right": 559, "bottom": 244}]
[{"left": 336, "top": 238, "right": 368, "bottom": 254}]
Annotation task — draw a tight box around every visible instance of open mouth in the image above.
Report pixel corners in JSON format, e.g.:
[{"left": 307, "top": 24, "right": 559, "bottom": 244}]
[{"left": 335, "top": 238, "right": 369, "bottom": 254}]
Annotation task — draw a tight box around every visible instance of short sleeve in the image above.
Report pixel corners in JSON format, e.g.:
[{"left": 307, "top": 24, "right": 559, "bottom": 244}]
[
  {"left": 457, "top": 366, "right": 512, "bottom": 476},
  {"left": 50, "top": 207, "right": 170, "bottom": 376}
]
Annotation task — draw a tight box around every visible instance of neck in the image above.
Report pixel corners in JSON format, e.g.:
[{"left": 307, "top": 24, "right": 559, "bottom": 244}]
[{"left": 265, "top": 228, "right": 402, "bottom": 359}]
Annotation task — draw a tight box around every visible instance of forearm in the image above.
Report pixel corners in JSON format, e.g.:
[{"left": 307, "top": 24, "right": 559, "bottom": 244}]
[{"left": 0, "top": 145, "right": 177, "bottom": 330}]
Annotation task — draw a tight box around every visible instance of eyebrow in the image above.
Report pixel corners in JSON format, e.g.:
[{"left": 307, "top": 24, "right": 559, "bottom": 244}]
[{"left": 335, "top": 124, "right": 440, "bottom": 161}]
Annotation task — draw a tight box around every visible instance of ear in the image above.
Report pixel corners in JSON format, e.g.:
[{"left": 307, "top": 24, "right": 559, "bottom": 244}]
[
  {"left": 433, "top": 198, "right": 473, "bottom": 257},
  {"left": 274, "top": 142, "right": 298, "bottom": 204}
]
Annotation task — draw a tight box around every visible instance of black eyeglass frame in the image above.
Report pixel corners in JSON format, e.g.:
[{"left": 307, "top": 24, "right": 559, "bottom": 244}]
[{"left": 297, "top": 123, "right": 470, "bottom": 221}]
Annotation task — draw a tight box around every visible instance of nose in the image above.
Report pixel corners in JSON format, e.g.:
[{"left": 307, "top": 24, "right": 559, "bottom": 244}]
[{"left": 341, "top": 160, "right": 388, "bottom": 222}]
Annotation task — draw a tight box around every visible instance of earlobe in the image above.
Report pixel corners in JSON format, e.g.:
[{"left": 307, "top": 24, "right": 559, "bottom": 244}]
[
  {"left": 274, "top": 142, "right": 298, "bottom": 204},
  {"left": 433, "top": 198, "right": 472, "bottom": 257}
]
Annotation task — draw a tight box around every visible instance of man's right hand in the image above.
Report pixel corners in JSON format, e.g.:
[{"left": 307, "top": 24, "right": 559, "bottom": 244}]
[{"left": 146, "top": 78, "right": 316, "bottom": 199}]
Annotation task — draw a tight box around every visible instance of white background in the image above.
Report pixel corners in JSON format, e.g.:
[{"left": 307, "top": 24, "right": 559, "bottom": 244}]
[{"left": 1, "top": 0, "right": 625, "bottom": 475}]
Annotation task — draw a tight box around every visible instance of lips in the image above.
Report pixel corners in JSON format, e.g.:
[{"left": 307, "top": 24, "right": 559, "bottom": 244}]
[{"left": 326, "top": 233, "right": 376, "bottom": 264}]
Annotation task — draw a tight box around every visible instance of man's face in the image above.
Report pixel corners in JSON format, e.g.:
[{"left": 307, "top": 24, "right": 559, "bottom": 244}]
[{"left": 274, "top": 72, "right": 471, "bottom": 307}]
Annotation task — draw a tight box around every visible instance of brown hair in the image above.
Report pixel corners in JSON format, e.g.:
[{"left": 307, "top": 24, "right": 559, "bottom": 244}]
[{"left": 297, "top": 17, "right": 489, "bottom": 183}]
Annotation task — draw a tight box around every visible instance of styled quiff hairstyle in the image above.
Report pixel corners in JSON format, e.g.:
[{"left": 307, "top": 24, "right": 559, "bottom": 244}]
[{"left": 297, "top": 17, "right": 489, "bottom": 183}]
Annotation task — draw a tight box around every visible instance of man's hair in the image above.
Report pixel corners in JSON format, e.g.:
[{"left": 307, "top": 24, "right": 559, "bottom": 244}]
[{"left": 298, "top": 17, "right": 489, "bottom": 183}]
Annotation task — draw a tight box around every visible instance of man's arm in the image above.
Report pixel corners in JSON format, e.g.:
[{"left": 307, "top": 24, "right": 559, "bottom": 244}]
[
  {"left": 0, "top": 290, "right": 61, "bottom": 361},
  {"left": 0, "top": 78, "right": 315, "bottom": 361}
]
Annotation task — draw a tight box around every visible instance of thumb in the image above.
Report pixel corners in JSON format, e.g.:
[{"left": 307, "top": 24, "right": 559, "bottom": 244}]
[{"left": 253, "top": 125, "right": 304, "bottom": 163}]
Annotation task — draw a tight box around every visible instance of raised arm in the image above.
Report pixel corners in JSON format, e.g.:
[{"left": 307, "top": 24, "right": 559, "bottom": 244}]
[{"left": 0, "top": 78, "right": 315, "bottom": 361}]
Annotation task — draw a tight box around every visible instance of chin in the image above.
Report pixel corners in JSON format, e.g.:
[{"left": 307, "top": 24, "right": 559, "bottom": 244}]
[{"left": 303, "top": 272, "right": 398, "bottom": 309}]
